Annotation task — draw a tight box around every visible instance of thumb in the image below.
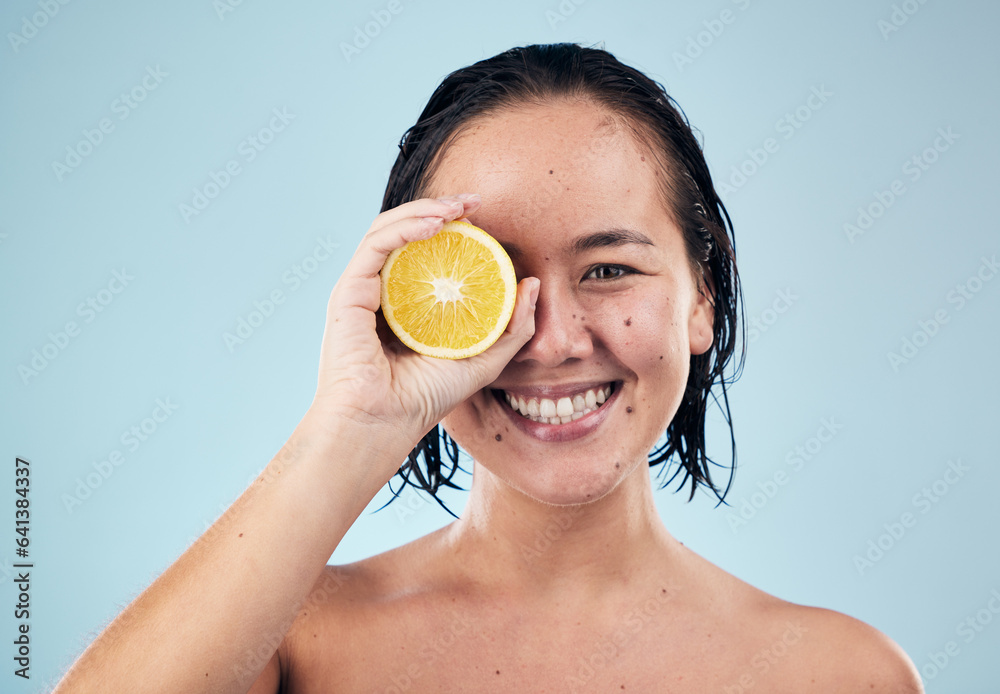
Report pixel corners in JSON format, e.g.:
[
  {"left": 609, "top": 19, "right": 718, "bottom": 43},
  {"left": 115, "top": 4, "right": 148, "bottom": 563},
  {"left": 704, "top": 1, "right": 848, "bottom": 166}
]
[{"left": 461, "top": 277, "right": 539, "bottom": 388}]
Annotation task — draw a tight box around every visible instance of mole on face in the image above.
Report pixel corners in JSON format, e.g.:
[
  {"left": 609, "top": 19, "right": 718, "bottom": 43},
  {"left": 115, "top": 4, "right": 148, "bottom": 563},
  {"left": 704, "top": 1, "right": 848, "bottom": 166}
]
[
  {"left": 624, "top": 317, "right": 632, "bottom": 326},
  {"left": 626, "top": 407, "right": 633, "bottom": 414},
  {"left": 549, "top": 169, "right": 554, "bottom": 174},
  {"left": 495, "top": 433, "right": 502, "bottom": 441}
]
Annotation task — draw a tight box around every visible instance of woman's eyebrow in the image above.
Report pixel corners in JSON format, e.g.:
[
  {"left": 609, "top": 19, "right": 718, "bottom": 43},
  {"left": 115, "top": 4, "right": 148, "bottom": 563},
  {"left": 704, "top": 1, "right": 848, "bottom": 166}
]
[
  {"left": 571, "top": 228, "right": 655, "bottom": 253},
  {"left": 500, "top": 228, "right": 654, "bottom": 259}
]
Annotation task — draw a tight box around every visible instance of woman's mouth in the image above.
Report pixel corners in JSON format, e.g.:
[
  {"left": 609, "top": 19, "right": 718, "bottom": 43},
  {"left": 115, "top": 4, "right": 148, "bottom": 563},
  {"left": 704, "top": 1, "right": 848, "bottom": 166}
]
[{"left": 494, "top": 383, "right": 617, "bottom": 425}]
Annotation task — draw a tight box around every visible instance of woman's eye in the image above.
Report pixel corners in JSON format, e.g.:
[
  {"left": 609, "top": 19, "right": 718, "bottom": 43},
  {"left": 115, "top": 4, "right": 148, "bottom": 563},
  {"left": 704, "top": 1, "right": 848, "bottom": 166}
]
[{"left": 585, "top": 264, "right": 634, "bottom": 281}]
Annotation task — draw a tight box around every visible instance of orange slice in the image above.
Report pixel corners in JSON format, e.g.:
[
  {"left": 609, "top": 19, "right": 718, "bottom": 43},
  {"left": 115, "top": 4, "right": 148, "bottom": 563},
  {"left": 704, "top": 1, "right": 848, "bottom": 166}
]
[{"left": 380, "top": 219, "right": 517, "bottom": 359}]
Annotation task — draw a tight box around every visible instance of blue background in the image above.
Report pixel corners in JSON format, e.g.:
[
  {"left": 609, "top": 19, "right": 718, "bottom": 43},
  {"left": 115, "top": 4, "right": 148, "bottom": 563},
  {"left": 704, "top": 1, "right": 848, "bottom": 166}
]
[{"left": 1, "top": 0, "right": 998, "bottom": 691}]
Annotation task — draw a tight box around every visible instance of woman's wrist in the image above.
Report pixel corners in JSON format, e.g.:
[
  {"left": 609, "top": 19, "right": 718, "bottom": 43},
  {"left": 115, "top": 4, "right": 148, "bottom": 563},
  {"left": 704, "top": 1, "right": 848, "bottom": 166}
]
[{"left": 290, "top": 406, "right": 415, "bottom": 497}]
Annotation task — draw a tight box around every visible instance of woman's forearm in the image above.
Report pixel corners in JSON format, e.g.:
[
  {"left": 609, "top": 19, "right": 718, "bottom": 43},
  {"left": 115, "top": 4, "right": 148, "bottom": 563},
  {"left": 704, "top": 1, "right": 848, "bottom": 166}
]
[{"left": 52, "top": 413, "right": 407, "bottom": 694}]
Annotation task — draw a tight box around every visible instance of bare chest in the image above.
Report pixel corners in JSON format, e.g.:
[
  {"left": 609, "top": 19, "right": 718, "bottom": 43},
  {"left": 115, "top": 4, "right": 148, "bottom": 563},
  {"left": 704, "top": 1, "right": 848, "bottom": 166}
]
[{"left": 282, "top": 603, "right": 786, "bottom": 693}]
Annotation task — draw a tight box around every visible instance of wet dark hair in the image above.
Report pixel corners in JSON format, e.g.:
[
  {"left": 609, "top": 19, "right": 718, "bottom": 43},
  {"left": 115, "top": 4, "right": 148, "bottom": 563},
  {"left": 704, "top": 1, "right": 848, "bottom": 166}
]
[{"left": 379, "top": 42, "right": 744, "bottom": 514}]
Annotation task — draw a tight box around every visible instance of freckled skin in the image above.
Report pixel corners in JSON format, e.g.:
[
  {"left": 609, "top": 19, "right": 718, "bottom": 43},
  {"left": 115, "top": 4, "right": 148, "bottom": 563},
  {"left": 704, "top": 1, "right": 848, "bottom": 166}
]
[
  {"left": 269, "top": 99, "right": 925, "bottom": 694},
  {"left": 426, "top": 100, "right": 713, "bottom": 505}
]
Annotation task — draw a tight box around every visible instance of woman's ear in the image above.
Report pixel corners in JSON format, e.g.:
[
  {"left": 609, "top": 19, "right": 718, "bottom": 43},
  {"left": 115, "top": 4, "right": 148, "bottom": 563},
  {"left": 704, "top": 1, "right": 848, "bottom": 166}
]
[{"left": 689, "top": 271, "right": 714, "bottom": 356}]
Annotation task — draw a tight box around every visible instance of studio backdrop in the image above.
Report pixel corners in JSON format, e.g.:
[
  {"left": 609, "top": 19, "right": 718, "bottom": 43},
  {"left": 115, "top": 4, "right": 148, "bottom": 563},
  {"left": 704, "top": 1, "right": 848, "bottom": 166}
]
[{"left": 1, "top": 1, "right": 997, "bottom": 691}]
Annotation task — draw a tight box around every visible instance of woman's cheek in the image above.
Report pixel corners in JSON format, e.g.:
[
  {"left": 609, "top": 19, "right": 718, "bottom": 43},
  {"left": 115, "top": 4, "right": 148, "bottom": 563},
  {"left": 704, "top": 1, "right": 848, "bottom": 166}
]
[{"left": 586, "top": 288, "right": 685, "bottom": 358}]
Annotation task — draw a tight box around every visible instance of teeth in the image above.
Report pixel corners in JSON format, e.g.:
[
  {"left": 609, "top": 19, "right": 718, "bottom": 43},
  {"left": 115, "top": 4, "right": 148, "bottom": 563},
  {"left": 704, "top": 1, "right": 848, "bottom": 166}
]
[
  {"left": 539, "top": 399, "right": 557, "bottom": 418},
  {"left": 556, "top": 397, "right": 573, "bottom": 417},
  {"left": 502, "top": 384, "right": 614, "bottom": 425}
]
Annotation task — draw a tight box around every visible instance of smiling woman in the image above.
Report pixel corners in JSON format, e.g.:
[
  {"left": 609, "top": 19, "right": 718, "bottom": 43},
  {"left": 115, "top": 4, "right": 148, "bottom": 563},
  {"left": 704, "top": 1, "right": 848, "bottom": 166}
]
[
  {"left": 385, "top": 51, "right": 743, "bottom": 514},
  {"left": 52, "top": 43, "right": 923, "bottom": 694}
]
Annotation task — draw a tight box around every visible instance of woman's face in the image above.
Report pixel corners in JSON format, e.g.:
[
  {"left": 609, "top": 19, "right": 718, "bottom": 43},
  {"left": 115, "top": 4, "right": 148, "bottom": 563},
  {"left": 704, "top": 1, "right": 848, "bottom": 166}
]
[{"left": 425, "top": 99, "right": 714, "bottom": 506}]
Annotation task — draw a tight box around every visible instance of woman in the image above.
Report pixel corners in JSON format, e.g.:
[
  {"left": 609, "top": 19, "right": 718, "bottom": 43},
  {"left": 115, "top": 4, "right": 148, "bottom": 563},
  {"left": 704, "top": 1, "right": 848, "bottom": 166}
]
[{"left": 55, "top": 43, "right": 923, "bottom": 693}]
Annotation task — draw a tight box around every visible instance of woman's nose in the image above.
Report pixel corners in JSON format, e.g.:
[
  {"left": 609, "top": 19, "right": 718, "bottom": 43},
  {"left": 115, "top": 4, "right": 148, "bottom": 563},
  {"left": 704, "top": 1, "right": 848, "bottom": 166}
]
[{"left": 512, "top": 282, "right": 593, "bottom": 367}]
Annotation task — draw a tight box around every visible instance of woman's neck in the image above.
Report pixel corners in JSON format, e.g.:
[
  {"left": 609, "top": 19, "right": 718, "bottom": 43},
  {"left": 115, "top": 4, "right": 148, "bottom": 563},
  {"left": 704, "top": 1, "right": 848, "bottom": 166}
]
[{"left": 443, "top": 464, "right": 684, "bottom": 604}]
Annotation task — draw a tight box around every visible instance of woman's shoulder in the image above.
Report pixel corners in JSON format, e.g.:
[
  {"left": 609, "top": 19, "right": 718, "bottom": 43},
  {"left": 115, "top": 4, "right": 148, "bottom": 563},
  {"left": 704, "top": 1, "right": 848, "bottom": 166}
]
[
  {"left": 286, "top": 527, "right": 457, "bottom": 628},
  {"left": 731, "top": 584, "right": 924, "bottom": 692},
  {"left": 785, "top": 602, "right": 923, "bottom": 692},
  {"left": 274, "top": 532, "right": 459, "bottom": 689},
  {"left": 674, "top": 547, "right": 923, "bottom": 691},
  {"left": 280, "top": 537, "right": 924, "bottom": 693}
]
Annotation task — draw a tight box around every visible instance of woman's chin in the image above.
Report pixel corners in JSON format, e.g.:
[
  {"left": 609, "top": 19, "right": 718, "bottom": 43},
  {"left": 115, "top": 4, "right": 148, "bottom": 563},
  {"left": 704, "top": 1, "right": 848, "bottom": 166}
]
[{"left": 495, "top": 461, "right": 632, "bottom": 507}]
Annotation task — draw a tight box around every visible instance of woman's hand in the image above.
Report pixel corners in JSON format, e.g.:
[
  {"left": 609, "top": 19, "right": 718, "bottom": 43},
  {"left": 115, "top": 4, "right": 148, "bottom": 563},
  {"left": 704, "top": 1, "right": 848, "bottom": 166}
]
[{"left": 307, "top": 194, "right": 538, "bottom": 457}]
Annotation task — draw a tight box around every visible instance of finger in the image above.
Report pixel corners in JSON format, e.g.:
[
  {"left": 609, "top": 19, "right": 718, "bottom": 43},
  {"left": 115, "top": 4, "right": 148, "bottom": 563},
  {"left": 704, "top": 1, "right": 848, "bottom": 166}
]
[
  {"left": 329, "top": 217, "right": 454, "bottom": 316},
  {"left": 329, "top": 194, "right": 485, "bottom": 320},
  {"left": 346, "top": 196, "right": 482, "bottom": 284},
  {"left": 367, "top": 194, "right": 481, "bottom": 236},
  {"left": 461, "top": 277, "right": 539, "bottom": 388}
]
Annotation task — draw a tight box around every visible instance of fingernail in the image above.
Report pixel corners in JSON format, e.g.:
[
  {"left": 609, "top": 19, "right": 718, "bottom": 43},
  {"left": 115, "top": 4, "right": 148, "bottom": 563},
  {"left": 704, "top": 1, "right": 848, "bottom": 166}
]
[
  {"left": 455, "top": 193, "right": 481, "bottom": 201},
  {"left": 529, "top": 279, "right": 540, "bottom": 309}
]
